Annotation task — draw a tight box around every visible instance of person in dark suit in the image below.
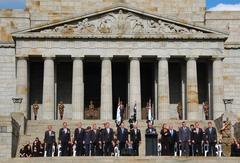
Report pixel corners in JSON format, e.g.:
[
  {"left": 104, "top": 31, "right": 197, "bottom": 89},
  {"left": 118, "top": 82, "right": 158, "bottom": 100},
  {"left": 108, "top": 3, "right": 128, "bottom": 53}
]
[
  {"left": 179, "top": 121, "right": 191, "bottom": 156},
  {"left": 204, "top": 121, "right": 217, "bottom": 156},
  {"left": 168, "top": 125, "right": 178, "bottom": 156},
  {"left": 146, "top": 122, "right": 157, "bottom": 134},
  {"left": 102, "top": 122, "right": 114, "bottom": 156},
  {"left": 191, "top": 122, "right": 204, "bottom": 156},
  {"left": 44, "top": 125, "right": 56, "bottom": 157},
  {"left": 90, "top": 123, "right": 101, "bottom": 156},
  {"left": 74, "top": 122, "right": 85, "bottom": 156},
  {"left": 32, "top": 137, "right": 42, "bottom": 157},
  {"left": 84, "top": 126, "right": 92, "bottom": 156},
  {"left": 130, "top": 123, "right": 141, "bottom": 156},
  {"left": 160, "top": 123, "right": 170, "bottom": 156},
  {"left": 59, "top": 122, "right": 71, "bottom": 156},
  {"left": 117, "top": 122, "right": 128, "bottom": 155}
]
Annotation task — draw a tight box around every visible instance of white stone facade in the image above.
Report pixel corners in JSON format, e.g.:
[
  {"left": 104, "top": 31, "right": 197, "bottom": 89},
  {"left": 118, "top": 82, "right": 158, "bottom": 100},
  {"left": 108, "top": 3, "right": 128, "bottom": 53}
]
[{"left": 0, "top": 0, "right": 239, "bottom": 121}]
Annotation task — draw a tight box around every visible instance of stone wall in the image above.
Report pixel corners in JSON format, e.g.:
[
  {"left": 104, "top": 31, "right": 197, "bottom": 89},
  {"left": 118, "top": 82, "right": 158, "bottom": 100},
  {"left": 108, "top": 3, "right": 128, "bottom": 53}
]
[
  {"left": 0, "top": 116, "right": 20, "bottom": 157},
  {"left": 0, "top": 46, "right": 16, "bottom": 116},
  {"left": 0, "top": 10, "right": 29, "bottom": 42},
  {"left": 25, "top": 0, "right": 206, "bottom": 26}
]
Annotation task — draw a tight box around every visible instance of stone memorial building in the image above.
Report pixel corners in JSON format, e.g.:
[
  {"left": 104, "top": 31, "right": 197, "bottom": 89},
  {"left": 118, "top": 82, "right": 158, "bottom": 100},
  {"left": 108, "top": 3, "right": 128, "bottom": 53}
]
[{"left": 0, "top": 0, "right": 240, "bottom": 158}]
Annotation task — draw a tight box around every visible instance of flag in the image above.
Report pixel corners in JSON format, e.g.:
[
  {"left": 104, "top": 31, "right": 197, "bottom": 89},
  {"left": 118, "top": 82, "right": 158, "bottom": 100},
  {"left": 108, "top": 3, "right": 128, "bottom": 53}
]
[
  {"left": 147, "top": 99, "right": 152, "bottom": 122},
  {"left": 116, "top": 98, "right": 121, "bottom": 126},
  {"left": 133, "top": 102, "right": 137, "bottom": 122}
]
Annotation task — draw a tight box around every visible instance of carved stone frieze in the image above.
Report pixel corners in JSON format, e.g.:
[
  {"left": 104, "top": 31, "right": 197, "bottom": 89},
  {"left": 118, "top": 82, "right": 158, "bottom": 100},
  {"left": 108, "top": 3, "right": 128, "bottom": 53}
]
[{"left": 40, "top": 9, "right": 204, "bottom": 35}]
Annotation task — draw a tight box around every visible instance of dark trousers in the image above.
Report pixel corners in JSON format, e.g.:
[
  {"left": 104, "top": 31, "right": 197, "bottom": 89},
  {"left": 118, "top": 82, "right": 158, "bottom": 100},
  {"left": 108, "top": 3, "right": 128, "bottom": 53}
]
[
  {"left": 76, "top": 142, "right": 84, "bottom": 156},
  {"left": 119, "top": 142, "right": 126, "bottom": 155},
  {"left": 132, "top": 143, "right": 139, "bottom": 156},
  {"left": 61, "top": 142, "right": 68, "bottom": 156},
  {"left": 91, "top": 143, "right": 100, "bottom": 156},
  {"left": 85, "top": 144, "right": 91, "bottom": 156},
  {"left": 181, "top": 141, "right": 189, "bottom": 156},
  {"left": 169, "top": 143, "right": 175, "bottom": 156},
  {"left": 161, "top": 142, "right": 170, "bottom": 156},
  {"left": 46, "top": 144, "right": 53, "bottom": 157},
  {"left": 104, "top": 142, "right": 112, "bottom": 156},
  {"left": 208, "top": 143, "right": 216, "bottom": 156},
  {"left": 193, "top": 143, "right": 202, "bottom": 156}
]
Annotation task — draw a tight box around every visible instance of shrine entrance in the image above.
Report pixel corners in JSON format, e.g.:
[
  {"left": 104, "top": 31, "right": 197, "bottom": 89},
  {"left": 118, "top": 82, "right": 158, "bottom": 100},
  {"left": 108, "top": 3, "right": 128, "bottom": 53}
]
[{"left": 83, "top": 58, "right": 101, "bottom": 119}]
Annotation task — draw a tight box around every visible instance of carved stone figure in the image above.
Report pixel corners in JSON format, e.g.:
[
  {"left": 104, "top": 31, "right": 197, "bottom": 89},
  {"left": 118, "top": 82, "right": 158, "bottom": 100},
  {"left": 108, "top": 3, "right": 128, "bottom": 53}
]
[
  {"left": 32, "top": 100, "right": 39, "bottom": 120},
  {"left": 85, "top": 100, "right": 99, "bottom": 119},
  {"left": 58, "top": 101, "right": 65, "bottom": 120},
  {"left": 177, "top": 102, "right": 183, "bottom": 120}
]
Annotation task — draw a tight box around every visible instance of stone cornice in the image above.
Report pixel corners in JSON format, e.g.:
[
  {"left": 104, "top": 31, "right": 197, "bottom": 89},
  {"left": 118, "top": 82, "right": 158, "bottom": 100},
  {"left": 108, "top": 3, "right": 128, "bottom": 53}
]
[
  {"left": 0, "top": 43, "right": 15, "bottom": 48},
  {"left": 12, "top": 33, "right": 227, "bottom": 40}
]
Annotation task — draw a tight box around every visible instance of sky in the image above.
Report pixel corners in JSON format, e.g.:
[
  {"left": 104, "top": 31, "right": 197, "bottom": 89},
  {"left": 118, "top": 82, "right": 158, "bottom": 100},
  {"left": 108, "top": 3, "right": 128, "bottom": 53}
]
[{"left": 0, "top": 0, "right": 240, "bottom": 10}]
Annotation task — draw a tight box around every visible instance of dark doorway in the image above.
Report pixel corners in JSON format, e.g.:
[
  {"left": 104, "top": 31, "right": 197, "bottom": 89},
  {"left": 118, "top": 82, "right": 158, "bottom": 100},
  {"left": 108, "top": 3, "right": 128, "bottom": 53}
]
[
  {"left": 140, "top": 61, "right": 155, "bottom": 119},
  {"left": 197, "top": 62, "right": 209, "bottom": 104},
  {"left": 112, "top": 60, "right": 128, "bottom": 119},
  {"left": 169, "top": 62, "right": 182, "bottom": 104},
  {"left": 84, "top": 59, "right": 101, "bottom": 119},
  {"left": 29, "top": 59, "right": 43, "bottom": 119}
]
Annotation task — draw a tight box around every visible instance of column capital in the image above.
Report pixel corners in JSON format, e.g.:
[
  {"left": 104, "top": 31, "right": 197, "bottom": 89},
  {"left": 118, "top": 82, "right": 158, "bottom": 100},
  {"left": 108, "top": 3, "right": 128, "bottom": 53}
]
[
  {"left": 185, "top": 56, "right": 199, "bottom": 61},
  {"left": 72, "top": 56, "right": 84, "bottom": 60},
  {"left": 212, "top": 56, "right": 225, "bottom": 61},
  {"left": 100, "top": 56, "right": 112, "bottom": 60},
  {"left": 17, "top": 56, "right": 28, "bottom": 60},
  {"left": 157, "top": 56, "right": 170, "bottom": 61},
  {"left": 129, "top": 56, "right": 141, "bottom": 60}
]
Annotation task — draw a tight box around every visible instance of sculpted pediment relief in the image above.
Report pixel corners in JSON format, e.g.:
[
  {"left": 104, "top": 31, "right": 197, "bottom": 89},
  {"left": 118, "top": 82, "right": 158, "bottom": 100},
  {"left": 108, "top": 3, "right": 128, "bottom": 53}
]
[
  {"left": 13, "top": 7, "right": 227, "bottom": 39},
  {"left": 39, "top": 9, "right": 203, "bottom": 35}
]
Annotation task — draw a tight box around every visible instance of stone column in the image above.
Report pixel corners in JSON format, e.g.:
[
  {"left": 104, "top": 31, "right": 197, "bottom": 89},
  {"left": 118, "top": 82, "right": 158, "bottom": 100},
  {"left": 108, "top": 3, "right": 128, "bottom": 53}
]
[
  {"left": 16, "top": 57, "right": 28, "bottom": 117},
  {"left": 129, "top": 57, "right": 141, "bottom": 120},
  {"left": 101, "top": 57, "right": 112, "bottom": 120},
  {"left": 42, "top": 57, "right": 55, "bottom": 120},
  {"left": 213, "top": 57, "right": 225, "bottom": 119},
  {"left": 72, "top": 57, "right": 84, "bottom": 120},
  {"left": 186, "top": 57, "right": 199, "bottom": 120},
  {"left": 158, "top": 57, "right": 170, "bottom": 120}
]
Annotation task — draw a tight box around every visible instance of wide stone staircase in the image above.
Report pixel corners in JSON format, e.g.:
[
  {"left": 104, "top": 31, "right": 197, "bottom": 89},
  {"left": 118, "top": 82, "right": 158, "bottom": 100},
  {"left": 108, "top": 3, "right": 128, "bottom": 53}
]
[{"left": 16, "top": 119, "right": 218, "bottom": 157}]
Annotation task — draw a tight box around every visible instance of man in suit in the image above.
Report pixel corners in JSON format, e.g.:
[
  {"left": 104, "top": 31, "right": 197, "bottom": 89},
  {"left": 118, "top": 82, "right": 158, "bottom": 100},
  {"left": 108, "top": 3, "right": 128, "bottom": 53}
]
[
  {"left": 179, "top": 121, "right": 191, "bottom": 156},
  {"left": 90, "top": 123, "right": 101, "bottom": 156},
  {"left": 168, "top": 125, "right": 178, "bottom": 156},
  {"left": 146, "top": 122, "right": 157, "bottom": 134},
  {"left": 59, "top": 122, "right": 71, "bottom": 156},
  {"left": 74, "top": 122, "right": 85, "bottom": 156},
  {"left": 84, "top": 126, "right": 92, "bottom": 156},
  {"left": 205, "top": 121, "right": 217, "bottom": 156},
  {"left": 102, "top": 122, "right": 114, "bottom": 156},
  {"left": 130, "top": 123, "right": 141, "bottom": 156},
  {"left": 44, "top": 125, "right": 56, "bottom": 157},
  {"left": 117, "top": 122, "right": 128, "bottom": 155},
  {"left": 191, "top": 122, "right": 204, "bottom": 156}
]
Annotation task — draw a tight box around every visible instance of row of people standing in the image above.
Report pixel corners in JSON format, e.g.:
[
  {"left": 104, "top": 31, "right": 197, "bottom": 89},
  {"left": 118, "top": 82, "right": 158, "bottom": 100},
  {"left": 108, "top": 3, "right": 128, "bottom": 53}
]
[
  {"left": 44, "top": 121, "right": 141, "bottom": 157},
  {"left": 156, "top": 121, "right": 217, "bottom": 156}
]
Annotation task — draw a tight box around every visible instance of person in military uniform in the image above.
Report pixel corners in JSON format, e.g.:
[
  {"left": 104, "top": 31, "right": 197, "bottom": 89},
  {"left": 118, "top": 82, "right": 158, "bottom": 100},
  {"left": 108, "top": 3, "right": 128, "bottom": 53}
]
[
  {"left": 177, "top": 102, "right": 183, "bottom": 120},
  {"left": 44, "top": 125, "right": 56, "bottom": 157},
  {"left": 32, "top": 137, "right": 42, "bottom": 157},
  {"left": 203, "top": 101, "right": 209, "bottom": 120},
  {"left": 32, "top": 100, "right": 39, "bottom": 120},
  {"left": 59, "top": 122, "right": 71, "bottom": 156},
  {"left": 58, "top": 101, "right": 65, "bottom": 120},
  {"left": 130, "top": 123, "right": 141, "bottom": 156},
  {"left": 74, "top": 122, "right": 85, "bottom": 156}
]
